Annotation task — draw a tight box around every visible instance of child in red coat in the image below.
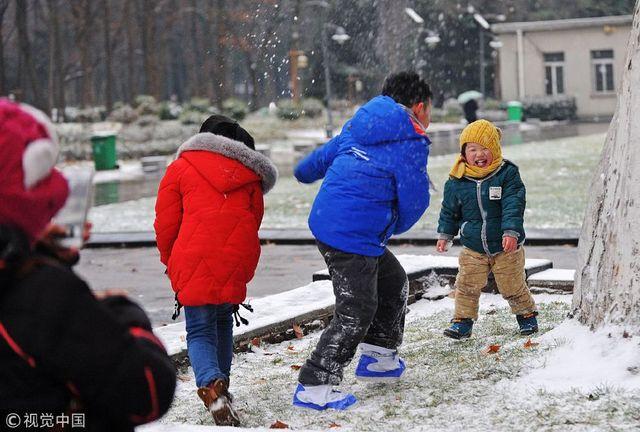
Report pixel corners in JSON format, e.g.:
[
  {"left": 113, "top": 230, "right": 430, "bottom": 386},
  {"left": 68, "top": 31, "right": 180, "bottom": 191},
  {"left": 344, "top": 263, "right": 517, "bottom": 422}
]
[{"left": 154, "top": 115, "right": 277, "bottom": 426}]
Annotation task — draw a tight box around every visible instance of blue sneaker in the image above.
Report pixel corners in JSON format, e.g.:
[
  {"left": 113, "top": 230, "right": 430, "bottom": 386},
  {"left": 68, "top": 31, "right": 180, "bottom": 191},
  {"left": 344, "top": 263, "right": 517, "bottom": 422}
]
[
  {"left": 516, "top": 312, "right": 539, "bottom": 335},
  {"left": 292, "top": 384, "right": 357, "bottom": 411},
  {"left": 443, "top": 318, "right": 473, "bottom": 339},
  {"left": 355, "top": 344, "right": 406, "bottom": 382}
]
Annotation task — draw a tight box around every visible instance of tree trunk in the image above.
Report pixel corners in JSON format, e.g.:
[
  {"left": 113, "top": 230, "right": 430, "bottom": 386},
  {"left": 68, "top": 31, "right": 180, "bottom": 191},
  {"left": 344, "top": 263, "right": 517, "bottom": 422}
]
[
  {"left": 0, "top": 0, "right": 8, "bottom": 95},
  {"left": 125, "top": 0, "right": 135, "bottom": 104},
  {"left": 214, "top": 0, "right": 227, "bottom": 108},
  {"left": 15, "top": 0, "right": 45, "bottom": 109},
  {"left": 71, "top": 0, "right": 94, "bottom": 108},
  {"left": 103, "top": 0, "right": 114, "bottom": 112},
  {"left": 573, "top": 2, "right": 640, "bottom": 330}
]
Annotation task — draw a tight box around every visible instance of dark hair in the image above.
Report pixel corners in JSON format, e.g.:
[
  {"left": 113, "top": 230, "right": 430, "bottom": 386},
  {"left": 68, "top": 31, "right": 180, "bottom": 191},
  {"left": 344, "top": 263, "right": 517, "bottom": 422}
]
[
  {"left": 381, "top": 71, "right": 432, "bottom": 107},
  {"left": 200, "top": 115, "right": 255, "bottom": 150}
]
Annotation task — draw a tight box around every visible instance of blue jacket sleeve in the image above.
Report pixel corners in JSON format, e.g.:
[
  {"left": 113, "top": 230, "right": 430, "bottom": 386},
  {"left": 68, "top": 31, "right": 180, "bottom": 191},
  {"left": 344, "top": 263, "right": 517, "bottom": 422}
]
[
  {"left": 437, "top": 179, "right": 462, "bottom": 237},
  {"left": 393, "top": 140, "right": 430, "bottom": 234},
  {"left": 293, "top": 135, "right": 341, "bottom": 184}
]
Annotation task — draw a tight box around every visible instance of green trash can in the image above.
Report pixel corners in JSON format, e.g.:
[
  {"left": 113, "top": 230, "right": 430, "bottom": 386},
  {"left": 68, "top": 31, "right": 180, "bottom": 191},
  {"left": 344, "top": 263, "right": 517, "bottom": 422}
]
[
  {"left": 91, "top": 132, "right": 117, "bottom": 171},
  {"left": 507, "top": 101, "right": 523, "bottom": 122}
]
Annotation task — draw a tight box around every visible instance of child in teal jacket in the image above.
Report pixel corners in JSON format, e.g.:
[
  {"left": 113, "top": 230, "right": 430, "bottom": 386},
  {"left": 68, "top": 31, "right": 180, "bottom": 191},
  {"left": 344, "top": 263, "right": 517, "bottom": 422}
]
[{"left": 436, "top": 120, "right": 538, "bottom": 339}]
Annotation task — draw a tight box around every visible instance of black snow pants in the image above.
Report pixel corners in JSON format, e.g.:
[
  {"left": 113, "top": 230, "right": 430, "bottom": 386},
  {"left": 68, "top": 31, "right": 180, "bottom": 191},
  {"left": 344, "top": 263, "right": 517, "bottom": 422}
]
[{"left": 298, "top": 241, "right": 409, "bottom": 386}]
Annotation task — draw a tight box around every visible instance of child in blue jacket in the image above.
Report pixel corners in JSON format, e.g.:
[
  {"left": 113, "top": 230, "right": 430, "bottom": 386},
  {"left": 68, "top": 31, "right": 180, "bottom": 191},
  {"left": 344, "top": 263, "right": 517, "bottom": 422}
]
[{"left": 292, "top": 71, "right": 432, "bottom": 410}]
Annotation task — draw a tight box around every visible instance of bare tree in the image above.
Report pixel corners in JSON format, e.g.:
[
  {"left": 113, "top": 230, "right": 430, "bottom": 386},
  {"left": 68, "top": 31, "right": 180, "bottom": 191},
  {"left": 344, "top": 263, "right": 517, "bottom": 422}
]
[
  {"left": 47, "top": 0, "right": 66, "bottom": 120},
  {"left": 15, "top": 0, "right": 45, "bottom": 108},
  {"left": 573, "top": 2, "right": 640, "bottom": 330},
  {"left": 0, "top": 0, "right": 9, "bottom": 95},
  {"left": 103, "top": 0, "right": 114, "bottom": 111},
  {"left": 71, "top": 0, "right": 94, "bottom": 107}
]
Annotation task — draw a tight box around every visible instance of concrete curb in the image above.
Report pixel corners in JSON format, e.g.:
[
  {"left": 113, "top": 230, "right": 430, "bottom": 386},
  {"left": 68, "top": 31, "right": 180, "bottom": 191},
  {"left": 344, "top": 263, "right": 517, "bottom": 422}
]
[
  {"left": 154, "top": 254, "right": 573, "bottom": 365},
  {"left": 88, "top": 228, "right": 580, "bottom": 248}
]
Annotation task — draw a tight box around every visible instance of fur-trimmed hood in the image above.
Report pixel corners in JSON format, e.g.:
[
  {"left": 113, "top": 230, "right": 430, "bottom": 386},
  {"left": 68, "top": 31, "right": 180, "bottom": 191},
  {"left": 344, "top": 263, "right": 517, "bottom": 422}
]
[{"left": 177, "top": 133, "right": 278, "bottom": 194}]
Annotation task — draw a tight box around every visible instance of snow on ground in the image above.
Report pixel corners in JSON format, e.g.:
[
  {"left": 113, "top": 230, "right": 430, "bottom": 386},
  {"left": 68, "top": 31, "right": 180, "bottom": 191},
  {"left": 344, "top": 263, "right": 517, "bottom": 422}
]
[
  {"left": 528, "top": 268, "right": 576, "bottom": 282},
  {"left": 152, "top": 290, "right": 640, "bottom": 431},
  {"left": 90, "top": 133, "right": 605, "bottom": 233},
  {"left": 507, "top": 320, "right": 640, "bottom": 393}
]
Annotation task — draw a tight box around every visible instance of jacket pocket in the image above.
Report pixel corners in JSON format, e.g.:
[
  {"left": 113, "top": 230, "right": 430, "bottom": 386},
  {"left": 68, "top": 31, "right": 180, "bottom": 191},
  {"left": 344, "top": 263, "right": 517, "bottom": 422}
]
[{"left": 460, "top": 221, "right": 468, "bottom": 237}]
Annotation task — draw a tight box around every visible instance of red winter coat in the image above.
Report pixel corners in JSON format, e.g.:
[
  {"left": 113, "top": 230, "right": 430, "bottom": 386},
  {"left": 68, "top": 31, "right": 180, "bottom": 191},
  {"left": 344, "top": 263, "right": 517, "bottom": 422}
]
[{"left": 154, "top": 133, "right": 277, "bottom": 306}]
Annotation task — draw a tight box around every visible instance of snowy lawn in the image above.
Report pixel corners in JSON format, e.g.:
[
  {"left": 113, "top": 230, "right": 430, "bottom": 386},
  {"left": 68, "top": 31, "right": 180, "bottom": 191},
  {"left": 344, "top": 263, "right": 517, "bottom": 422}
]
[
  {"left": 157, "top": 293, "right": 640, "bottom": 431},
  {"left": 90, "top": 133, "right": 604, "bottom": 233}
]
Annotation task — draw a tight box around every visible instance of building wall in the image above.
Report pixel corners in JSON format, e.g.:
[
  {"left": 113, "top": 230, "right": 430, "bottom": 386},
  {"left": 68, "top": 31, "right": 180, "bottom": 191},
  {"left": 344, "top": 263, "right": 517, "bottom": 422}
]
[{"left": 497, "top": 24, "right": 629, "bottom": 119}]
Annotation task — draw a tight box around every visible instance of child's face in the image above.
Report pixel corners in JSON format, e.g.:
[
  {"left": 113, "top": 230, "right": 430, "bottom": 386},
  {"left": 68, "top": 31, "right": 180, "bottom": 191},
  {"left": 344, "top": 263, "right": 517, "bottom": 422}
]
[{"left": 463, "top": 142, "right": 494, "bottom": 168}]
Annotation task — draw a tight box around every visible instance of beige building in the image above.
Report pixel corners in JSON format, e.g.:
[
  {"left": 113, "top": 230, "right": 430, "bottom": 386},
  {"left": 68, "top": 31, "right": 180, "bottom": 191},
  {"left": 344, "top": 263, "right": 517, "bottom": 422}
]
[{"left": 492, "top": 15, "right": 632, "bottom": 119}]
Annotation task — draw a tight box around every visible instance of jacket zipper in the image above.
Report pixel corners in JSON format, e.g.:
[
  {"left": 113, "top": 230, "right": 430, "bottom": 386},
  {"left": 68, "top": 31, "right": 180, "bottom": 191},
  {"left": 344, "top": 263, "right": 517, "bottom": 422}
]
[
  {"left": 475, "top": 180, "right": 491, "bottom": 255},
  {"left": 379, "top": 210, "right": 398, "bottom": 245},
  {"left": 468, "top": 163, "right": 505, "bottom": 255}
]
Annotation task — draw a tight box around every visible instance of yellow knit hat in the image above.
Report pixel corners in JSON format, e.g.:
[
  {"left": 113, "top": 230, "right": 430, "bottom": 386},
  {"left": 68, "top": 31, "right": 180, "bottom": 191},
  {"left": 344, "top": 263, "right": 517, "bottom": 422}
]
[{"left": 449, "top": 119, "right": 503, "bottom": 179}]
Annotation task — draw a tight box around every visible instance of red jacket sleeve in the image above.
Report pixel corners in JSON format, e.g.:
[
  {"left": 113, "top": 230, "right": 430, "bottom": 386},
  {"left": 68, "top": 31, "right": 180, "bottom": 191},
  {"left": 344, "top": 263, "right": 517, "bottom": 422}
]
[
  {"left": 249, "top": 183, "right": 265, "bottom": 228},
  {"left": 154, "top": 161, "right": 185, "bottom": 266}
]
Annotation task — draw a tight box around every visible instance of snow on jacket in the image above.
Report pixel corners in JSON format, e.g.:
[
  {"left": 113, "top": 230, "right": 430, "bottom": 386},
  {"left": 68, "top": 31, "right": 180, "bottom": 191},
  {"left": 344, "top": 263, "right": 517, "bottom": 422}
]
[
  {"left": 0, "top": 228, "right": 176, "bottom": 431},
  {"left": 294, "top": 95, "right": 431, "bottom": 257},
  {"left": 154, "top": 133, "right": 277, "bottom": 306},
  {"left": 437, "top": 160, "right": 526, "bottom": 255}
]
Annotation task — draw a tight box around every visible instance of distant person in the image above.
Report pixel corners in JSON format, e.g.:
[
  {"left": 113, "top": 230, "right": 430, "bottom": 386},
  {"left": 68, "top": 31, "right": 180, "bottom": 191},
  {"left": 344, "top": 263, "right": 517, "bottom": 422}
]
[
  {"left": 436, "top": 119, "right": 538, "bottom": 339},
  {"left": 0, "top": 100, "right": 176, "bottom": 430},
  {"left": 292, "top": 71, "right": 432, "bottom": 410},
  {"left": 463, "top": 98, "right": 479, "bottom": 123},
  {"left": 154, "top": 115, "right": 277, "bottom": 426}
]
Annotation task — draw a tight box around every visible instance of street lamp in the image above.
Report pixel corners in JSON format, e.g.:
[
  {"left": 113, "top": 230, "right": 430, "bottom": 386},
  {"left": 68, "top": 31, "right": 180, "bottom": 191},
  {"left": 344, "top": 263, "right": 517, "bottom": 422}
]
[
  {"left": 468, "top": 5, "right": 506, "bottom": 97},
  {"left": 321, "top": 23, "right": 350, "bottom": 138},
  {"left": 405, "top": 7, "right": 440, "bottom": 71},
  {"left": 305, "top": 0, "right": 350, "bottom": 138}
]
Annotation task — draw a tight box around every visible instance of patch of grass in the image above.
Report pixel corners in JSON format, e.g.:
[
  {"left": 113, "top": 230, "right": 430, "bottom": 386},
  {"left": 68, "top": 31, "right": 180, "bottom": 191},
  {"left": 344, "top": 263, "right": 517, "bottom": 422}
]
[{"left": 162, "top": 299, "right": 640, "bottom": 431}]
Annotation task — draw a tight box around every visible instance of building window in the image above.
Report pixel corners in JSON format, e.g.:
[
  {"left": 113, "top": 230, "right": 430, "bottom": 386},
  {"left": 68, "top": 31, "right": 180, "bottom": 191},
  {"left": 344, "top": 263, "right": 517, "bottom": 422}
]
[
  {"left": 543, "top": 52, "right": 565, "bottom": 96},
  {"left": 591, "top": 49, "right": 615, "bottom": 93}
]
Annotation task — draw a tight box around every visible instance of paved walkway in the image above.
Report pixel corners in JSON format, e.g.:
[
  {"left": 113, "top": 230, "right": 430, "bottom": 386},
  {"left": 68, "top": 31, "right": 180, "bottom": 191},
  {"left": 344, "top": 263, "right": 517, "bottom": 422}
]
[{"left": 75, "top": 244, "right": 578, "bottom": 327}]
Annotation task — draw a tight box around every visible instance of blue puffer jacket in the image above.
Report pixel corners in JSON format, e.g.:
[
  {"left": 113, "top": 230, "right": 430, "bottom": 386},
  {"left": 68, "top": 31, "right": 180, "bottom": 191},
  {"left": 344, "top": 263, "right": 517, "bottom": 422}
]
[
  {"left": 437, "top": 160, "right": 526, "bottom": 255},
  {"left": 294, "top": 95, "right": 431, "bottom": 256}
]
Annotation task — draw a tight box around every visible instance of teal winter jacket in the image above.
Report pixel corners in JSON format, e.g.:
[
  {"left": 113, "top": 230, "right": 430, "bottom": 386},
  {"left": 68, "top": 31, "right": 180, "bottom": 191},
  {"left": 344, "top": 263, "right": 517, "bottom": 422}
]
[{"left": 437, "top": 160, "right": 525, "bottom": 255}]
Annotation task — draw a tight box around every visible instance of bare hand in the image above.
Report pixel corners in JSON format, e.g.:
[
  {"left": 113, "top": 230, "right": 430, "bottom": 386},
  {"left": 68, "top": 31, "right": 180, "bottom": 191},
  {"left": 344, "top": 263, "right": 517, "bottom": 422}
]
[
  {"left": 436, "top": 239, "right": 449, "bottom": 253},
  {"left": 37, "top": 222, "right": 93, "bottom": 264},
  {"left": 94, "top": 289, "right": 130, "bottom": 300},
  {"left": 502, "top": 236, "right": 517, "bottom": 253}
]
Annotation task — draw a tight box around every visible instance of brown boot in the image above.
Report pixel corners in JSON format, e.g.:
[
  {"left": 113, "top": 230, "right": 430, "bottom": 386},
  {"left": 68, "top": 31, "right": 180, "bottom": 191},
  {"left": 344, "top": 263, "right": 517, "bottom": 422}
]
[{"left": 197, "top": 379, "right": 241, "bottom": 427}]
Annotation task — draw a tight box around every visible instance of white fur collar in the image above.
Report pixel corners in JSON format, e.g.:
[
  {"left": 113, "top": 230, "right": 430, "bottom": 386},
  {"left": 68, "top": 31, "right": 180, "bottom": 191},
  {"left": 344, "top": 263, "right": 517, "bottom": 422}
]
[{"left": 177, "top": 133, "right": 278, "bottom": 194}]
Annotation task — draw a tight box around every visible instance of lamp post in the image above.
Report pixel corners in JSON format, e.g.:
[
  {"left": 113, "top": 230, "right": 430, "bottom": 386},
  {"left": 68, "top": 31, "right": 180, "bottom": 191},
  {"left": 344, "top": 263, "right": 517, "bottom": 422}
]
[
  {"left": 305, "top": 0, "right": 350, "bottom": 138},
  {"left": 468, "top": 5, "right": 506, "bottom": 97},
  {"left": 320, "top": 24, "right": 350, "bottom": 138},
  {"left": 405, "top": 7, "right": 440, "bottom": 71}
]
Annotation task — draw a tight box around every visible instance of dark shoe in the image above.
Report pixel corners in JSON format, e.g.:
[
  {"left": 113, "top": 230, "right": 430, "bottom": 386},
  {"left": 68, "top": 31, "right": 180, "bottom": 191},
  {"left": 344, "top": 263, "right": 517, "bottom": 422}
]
[
  {"left": 443, "top": 318, "right": 474, "bottom": 339},
  {"left": 516, "top": 312, "right": 539, "bottom": 336},
  {"left": 197, "top": 379, "right": 241, "bottom": 427}
]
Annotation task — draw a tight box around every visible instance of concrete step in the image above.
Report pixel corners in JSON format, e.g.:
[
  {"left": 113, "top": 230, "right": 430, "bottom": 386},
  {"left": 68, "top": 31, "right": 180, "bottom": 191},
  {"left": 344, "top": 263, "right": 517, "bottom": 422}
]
[{"left": 88, "top": 229, "right": 580, "bottom": 248}]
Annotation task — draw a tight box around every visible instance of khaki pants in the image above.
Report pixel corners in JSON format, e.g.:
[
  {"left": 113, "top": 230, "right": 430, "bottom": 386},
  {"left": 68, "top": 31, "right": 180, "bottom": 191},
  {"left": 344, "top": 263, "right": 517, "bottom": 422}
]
[{"left": 454, "top": 247, "right": 536, "bottom": 320}]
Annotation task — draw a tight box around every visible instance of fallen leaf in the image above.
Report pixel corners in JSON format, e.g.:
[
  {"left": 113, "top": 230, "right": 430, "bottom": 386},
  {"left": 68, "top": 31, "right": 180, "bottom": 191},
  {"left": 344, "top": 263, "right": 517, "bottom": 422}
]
[
  {"left": 293, "top": 323, "right": 304, "bottom": 339},
  {"left": 523, "top": 339, "right": 539, "bottom": 349},
  {"left": 483, "top": 344, "right": 501, "bottom": 354},
  {"left": 270, "top": 420, "right": 289, "bottom": 429},
  {"left": 290, "top": 364, "right": 302, "bottom": 370},
  {"left": 287, "top": 345, "right": 297, "bottom": 352},
  {"left": 251, "top": 337, "right": 261, "bottom": 347},
  {"left": 623, "top": 331, "right": 631, "bottom": 338},
  {"left": 329, "top": 422, "right": 341, "bottom": 428},
  {"left": 485, "top": 309, "right": 497, "bottom": 315},
  {"left": 255, "top": 378, "right": 267, "bottom": 384}
]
